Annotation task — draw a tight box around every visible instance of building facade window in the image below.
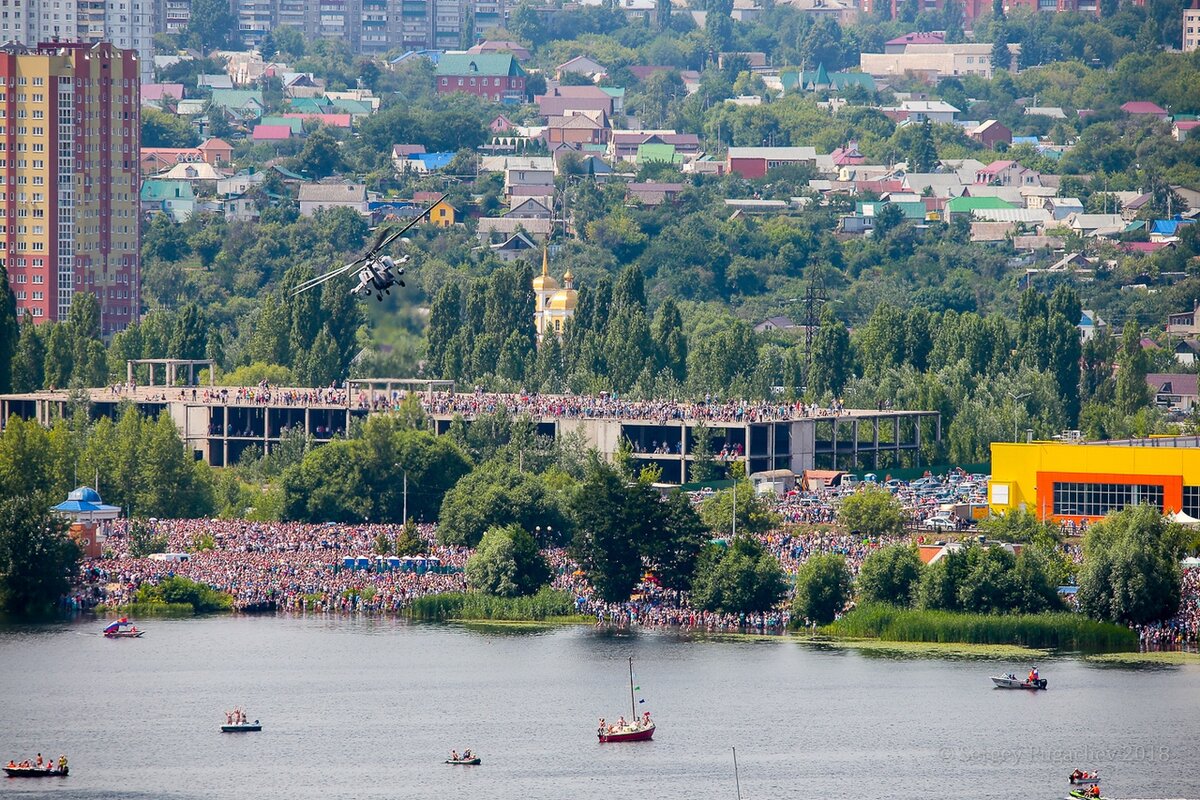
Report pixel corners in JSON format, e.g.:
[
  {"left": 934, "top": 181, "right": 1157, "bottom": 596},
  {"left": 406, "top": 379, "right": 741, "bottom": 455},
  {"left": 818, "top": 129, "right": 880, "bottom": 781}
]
[
  {"left": 1184, "top": 486, "right": 1200, "bottom": 519},
  {"left": 1052, "top": 481, "right": 1165, "bottom": 517}
]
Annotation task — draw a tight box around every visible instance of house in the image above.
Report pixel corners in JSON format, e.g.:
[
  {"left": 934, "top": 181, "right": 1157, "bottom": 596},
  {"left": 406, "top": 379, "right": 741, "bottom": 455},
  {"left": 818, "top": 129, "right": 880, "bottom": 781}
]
[
  {"left": 944, "top": 195, "right": 1015, "bottom": 219},
  {"left": 1146, "top": 373, "right": 1199, "bottom": 411},
  {"left": 754, "top": 315, "right": 798, "bottom": 332},
  {"left": 974, "top": 160, "right": 1041, "bottom": 187},
  {"left": 1078, "top": 309, "right": 1107, "bottom": 342},
  {"left": 860, "top": 43, "right": 1013, "bottom": 81},
  {"left": 609, "top": 132, "right": 700, "bottom": 162},
  {"left": 1174, "top": 340, "right": 1200, "bottom": 366},
  {"left": 627, "top": 182, "right": 685, "bottom": 205},
  {"left": 282, "top": 113, "right": 353, "bottom": 129},
  {"left": 884, "top": 32, "right": 945, "bottom": 53},
  {"left": 476, "top": 216, "right": 554, "bottom": 243},
  {"left": 197, "top": 138, "right": 234, "bottom": 166},
  {"left": 637, "top": 142, "right": 683, "bottom": 165},
  {"left": 468, "top": 40, "right": 533, "bottom": 62},
  {"left": 536, "top": 86, "right": 615, "bottom": 119},
  {"left": 141, "top": 179, "right": 196, "bottom": 222},
  {"left": 217, "top": 170, "right": 266, "bottom": 197},
  {"left": 506, "top": 198, "right": 553, "bottom": 219},
  {"left": 209, "top": 89, "right": 265, "bottom": 118},
  {"left": 491, "top": 115, "right": 517, "bottom": 132},
  {"left": 727, "top": 146, "right": 818, "bottom": 179},
  {"left": 298, "top": 183, "right": 369, "bottom": 217},
  {"left": 1066, "top": 213, "right": 1128, "bottom": 238},
  {"left": 427, "top": 197, "right": 460, "bottom": 227},
  {"left": 141, "top": 83, "right": 185, "bottom": 107},
  {"left": 1121, "top": 101, "right": 1169, "bottom": 120},
  {"left": 1174, "top": 120, "right": 1200, "bottom": 141},
  {"left": 1023, "top": 106, "right": 1067, "bottom": 119},
  {"left": 1151, "top": 218, "right": 1196, "bottom": 242},
  {"left": 253, "top": 124, "right": 294, "bottom": 141},
  {"left": 1044, "top": 197, "right": 1084, "bottom": 220},
  {"left": 556, "top": 55, "right": 607, "bottom": 81},
  {"left": 543, "top": 113, "right": 610, "bottom": 146},
  {"left": 223, "top": 195, "right": 259, "bottom": 222},
  {"left": 556, "top": 151, "right": 615, "bottom": 180},
  {"left": 140, "top": 147, "right": 203, "bottom": 174},
  {"left": 436, "top": 54, "right": 526, "bottom": 103},
  {"left": 882, "top": 100, "right": 960, "bottom": 124},
  {"left": 829, "top": 142, "right": 866, "bottom": 166},
  {"left": 505, "top": 163, "right": 555, "bottom": 193},
  {"left": 395, "top": 152, "right": 455, "bottom": 173},
  {"left": 1166, "top": 302, "right": 1200, "bottom": 337},
  {"left": 158, "top": 161, "right": 227, "bottom": 182},
  {"left": 781, "top": 64, "right": 876, "bottom": 93},
  {"left": 490, "top": 231, "right": 540, "bottom": 262},
  {"left": 900, "top": 173, "right": 966, "bottom": 198},
  {"left": 970, "top": 120, "right": 1012, "bottom": 149},
  {"left": 508, "top": 185, "right": 556, "bottom": 211},
  {"left": 259, "top": 116, "right": 306, "bottom": 135},
  {"left": 197, "top": 73, "right": 234, "bottom": 89}
]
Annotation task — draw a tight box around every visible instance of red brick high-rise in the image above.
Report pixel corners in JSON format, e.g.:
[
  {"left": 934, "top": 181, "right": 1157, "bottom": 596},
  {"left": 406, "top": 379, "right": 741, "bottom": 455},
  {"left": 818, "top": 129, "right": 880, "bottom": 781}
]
[{"left": 0, "top": 41, "right": 140, "bottom": 335}]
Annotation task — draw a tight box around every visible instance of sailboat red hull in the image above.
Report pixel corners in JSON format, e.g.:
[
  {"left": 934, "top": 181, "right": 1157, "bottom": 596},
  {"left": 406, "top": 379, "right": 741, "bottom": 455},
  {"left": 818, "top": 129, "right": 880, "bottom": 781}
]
[{"left": 598, "top": 723, "right": 655, "bottom": 743}]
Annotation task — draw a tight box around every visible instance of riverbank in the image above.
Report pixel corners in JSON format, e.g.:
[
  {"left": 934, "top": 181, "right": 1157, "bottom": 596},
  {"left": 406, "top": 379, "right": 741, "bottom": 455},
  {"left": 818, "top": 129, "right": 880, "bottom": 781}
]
[{"left": 407, "top": 588, "right": 583, "bottom": 623}]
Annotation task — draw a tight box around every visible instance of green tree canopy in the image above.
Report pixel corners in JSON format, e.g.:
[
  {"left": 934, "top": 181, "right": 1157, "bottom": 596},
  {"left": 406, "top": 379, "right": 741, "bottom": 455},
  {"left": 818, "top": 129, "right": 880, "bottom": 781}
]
[
  {"left": 838, "top": 486, "right": 908, "bottom": 537},
  {"left": 1077, "top": 504, "right": 1183, "bottom": 626},
  {"left": 437, "top": 460, "right": 570, "bottom": 547},
  {"left": 691, "top": 536, "right": 789, "bottom": 615},
  {"left": 856, "top": 543, "right": 922, "bottom": 606},
  {"left": 0, "top": 494, "right": 80, "bottom": 616},
  {"left": 466, "top": 524, "right": 551, "bottom": 597},
  {"left": 792, "top": 552, "right": 853, "bottom": 625}
]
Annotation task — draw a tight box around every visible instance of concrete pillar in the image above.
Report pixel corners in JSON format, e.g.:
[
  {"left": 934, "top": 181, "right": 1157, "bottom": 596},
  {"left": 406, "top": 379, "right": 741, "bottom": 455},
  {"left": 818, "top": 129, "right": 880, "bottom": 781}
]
[
  {"left": 873, "top": 417, "right": 880, "bottom": 471},
  {"left": 223, "top": 404, "right": 229, "bottom": 468},
  {"left": 148, "top": 363, "right": 154, "bottom": 386},
  {"left": 915, "top": 415, "right": 922, "bottom": 468},
  {"left": 831, "top": 418, "right": 838, "bottom": 470},
  {"left": 127, "top": 361, "right": 133, "bottom": 385},
  {"left": 852, "top": 419, "right": 859, "bottom": 473}
]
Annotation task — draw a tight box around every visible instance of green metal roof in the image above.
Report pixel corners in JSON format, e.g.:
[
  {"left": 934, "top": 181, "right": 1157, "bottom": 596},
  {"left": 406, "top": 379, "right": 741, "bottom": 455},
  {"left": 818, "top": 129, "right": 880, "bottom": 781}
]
[
  {"left": 781, "top": 66, "right": 875, "bottom": 93},
  {"left": 259, "top": 116, "right": 305, "bottom": 133},
  {"left": 209, "top": 89, "right": 264, "bottom": 111},
  {"left": 141, "top": 179, "right": 195, "bottom": 201},
  {"left": 436, "top": 53, "right": 524, "bottom": 77},
  {"left": 946, "top": 196, "right": 1016, "bottom": 213},
  {"left": 636, "top": 142, "right": 681, "bottom": 164},
  {"left": 287, "top": 96, "right": 333, "bottom": 113}
]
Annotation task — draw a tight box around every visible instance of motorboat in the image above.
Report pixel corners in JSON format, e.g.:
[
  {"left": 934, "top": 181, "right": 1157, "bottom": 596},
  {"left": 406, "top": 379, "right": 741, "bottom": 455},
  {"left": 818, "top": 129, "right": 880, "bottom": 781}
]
[
  {"left": 1069, "top": 770, "right": 1101, "bottom": 785},
  {"left": 445, "top": 757, "right": 481, "bottom": 765},
  {"left": 991, "top": 673, "right": 1047, "bottom": 690},
  {"left": 1069, "top": 790, "right": 1106, "bottom": 800},
  {"left": 221, "top": 721, "right": 262, "bottom": 732},
  {"left": 4, "top": 765, "right": 68, "bottom": 777}
]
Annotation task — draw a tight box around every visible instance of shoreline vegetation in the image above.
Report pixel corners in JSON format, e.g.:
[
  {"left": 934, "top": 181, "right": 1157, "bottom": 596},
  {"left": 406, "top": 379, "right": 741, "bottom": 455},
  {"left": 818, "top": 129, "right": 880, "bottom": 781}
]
[
  {"left": 406, "top": 588, "right": 586, "bottom": 623},
  {"left": 821, "top": 605, "right": 1139, "bottom": 652}
]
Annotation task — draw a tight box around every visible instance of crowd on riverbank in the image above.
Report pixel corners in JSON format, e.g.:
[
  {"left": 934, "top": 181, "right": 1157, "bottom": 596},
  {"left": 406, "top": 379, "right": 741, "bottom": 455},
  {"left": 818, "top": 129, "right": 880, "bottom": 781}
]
[{"left": 75, "top": 510, "right": 1200, "bottom": 646}]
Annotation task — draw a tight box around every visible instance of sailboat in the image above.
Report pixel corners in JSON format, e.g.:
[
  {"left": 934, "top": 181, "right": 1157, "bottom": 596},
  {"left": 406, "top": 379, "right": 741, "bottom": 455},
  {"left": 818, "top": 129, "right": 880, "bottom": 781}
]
[{"left": 597, "top": 656, "right": 655, "bottom": 743}]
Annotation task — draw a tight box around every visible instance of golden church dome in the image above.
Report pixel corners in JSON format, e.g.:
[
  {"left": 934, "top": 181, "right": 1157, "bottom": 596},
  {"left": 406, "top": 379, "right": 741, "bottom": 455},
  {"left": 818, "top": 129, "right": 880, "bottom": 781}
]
[
  {"left": 548, "top": 288, "right": 578, "bottom": 311},
  {"left": 533, "top": 245, "right": 559, "bottom": 291}
]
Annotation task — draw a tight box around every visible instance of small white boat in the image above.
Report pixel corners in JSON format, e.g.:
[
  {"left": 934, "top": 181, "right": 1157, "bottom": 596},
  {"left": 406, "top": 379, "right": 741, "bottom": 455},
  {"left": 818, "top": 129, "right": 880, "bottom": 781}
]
[
  {"left": 991, "top": 674, "right": 1047, "bottom": 690},
  {"left": 221, "top": 720, "right": 262, "bottom": 732}
]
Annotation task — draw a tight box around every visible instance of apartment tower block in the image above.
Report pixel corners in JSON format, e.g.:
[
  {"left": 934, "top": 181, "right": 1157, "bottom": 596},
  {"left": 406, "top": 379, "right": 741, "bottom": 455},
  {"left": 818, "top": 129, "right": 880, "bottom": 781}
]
[{"left": 0, "top": 42, "right": 140, "bottom": 335}]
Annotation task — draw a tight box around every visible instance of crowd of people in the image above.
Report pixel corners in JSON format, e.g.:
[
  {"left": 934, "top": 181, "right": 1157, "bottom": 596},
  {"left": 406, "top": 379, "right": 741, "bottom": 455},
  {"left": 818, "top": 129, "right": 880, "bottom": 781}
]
[{"left": 72, "top": 487, "right": 1200, "bottom": 648}]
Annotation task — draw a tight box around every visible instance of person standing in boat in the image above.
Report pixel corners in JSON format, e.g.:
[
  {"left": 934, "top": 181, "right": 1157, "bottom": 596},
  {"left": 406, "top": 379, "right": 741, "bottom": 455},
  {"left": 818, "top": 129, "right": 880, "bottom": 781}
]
[{"left": 57, "top": 755, "right": 67, "bottom": 772}]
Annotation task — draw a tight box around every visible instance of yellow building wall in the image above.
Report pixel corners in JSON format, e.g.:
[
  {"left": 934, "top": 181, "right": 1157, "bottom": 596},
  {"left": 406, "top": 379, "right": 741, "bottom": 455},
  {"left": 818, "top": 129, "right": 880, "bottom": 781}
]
[{"left": 989, "top": 442, "right": 1200, "bottom": 520}]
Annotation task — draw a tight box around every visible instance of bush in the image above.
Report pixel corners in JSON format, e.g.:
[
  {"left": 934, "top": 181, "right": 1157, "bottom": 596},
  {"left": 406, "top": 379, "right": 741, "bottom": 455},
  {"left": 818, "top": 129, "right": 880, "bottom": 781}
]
[
  {"left": 825, "top": 604, "right": 1137, "bottom": 651},
  {"left": 856, "top": 544, "right": 923, "bottom": 607},
  {"left": 465, "top": 524, "right": 551, "bottom": 597},
  {"left": 792, "top": 553, "right": 854, "bottom": 625},
  {"left": 838, "top": 486, "right": 907, "bottom": 537},
  {"left": 1077, "top": 504, "right": 1183, "bottom": 626},
  {"left": 407, "top": 587, "right": 577, "bottom": 621},
  {"left": 134, "top": 575, "right": 233, "bottom": 613},
  {"left": 691, "top": 537, "right": 788, "bottom": 614}
]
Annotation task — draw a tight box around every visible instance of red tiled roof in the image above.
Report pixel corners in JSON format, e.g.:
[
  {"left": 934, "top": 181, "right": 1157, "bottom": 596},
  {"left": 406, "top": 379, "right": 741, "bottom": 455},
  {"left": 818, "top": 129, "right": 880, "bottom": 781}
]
[
  {"left": 282, "top": 113, "right": 352, "bottom": 127},
  {"left": 1121, "top": 101, "right": 1167, "bottom": 115},
  {"left": 885, "top": 32, "right": 945, "bottom": 46},
  {"left": 253, "top": 125, "right": 292, "bottom": 140}
]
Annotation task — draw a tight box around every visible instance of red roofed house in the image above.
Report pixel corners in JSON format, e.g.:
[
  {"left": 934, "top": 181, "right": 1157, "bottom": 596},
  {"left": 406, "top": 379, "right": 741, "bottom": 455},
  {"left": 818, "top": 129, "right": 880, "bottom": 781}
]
[
  {"left": 197, "top": 137, "right": 234, "bottom": 165},
  {"left": 975, "top": 160, "right": 1042, "bottom": 187},
  {"left": 884, "top": 32, "right": 945, "bottom": 53},
  {"left": 142, "top": 83, "right": 185, "bottom": 105},
  {"left": 1174, "top": 120, "right": 1200, "bottom": 141},
  {"left": 535, "top": 86, "right": 614, "bottom": 119},
  {"left": 491, "top": 114, "right": 516, "bottom": 132},
  {"left": 253, "top": 125, "right": 293, "bottom": 141},
  {"left": 970, "top": 119, "right": 1012, "bottom": 150},
  {"left": 140, "top": 147, "right": 201, "bottom": 174},
  {"left": 1121, "top": 101, "right": 1169, "bottom": 119},
  {"left": 829, "top": 141, "right": 865, "bottom": 166}
]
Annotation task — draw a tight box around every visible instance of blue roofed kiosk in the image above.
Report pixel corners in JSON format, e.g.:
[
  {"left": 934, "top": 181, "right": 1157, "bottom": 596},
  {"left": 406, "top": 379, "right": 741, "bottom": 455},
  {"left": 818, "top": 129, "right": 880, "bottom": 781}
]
[{"left": 53, "top": 487, "right": 121, "bottom": 558}]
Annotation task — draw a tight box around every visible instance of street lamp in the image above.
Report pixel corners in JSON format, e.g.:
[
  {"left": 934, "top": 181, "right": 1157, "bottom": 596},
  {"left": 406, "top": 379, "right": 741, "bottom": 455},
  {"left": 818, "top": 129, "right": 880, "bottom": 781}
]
[{"left": 1009, "top": 392, "right": 1030, "bottom": 443}]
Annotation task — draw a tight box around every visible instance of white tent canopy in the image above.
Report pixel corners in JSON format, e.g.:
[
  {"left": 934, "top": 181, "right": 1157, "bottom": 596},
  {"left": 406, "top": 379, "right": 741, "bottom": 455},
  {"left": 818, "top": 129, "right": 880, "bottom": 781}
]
[{"left": 1168, "top": 510, "right": 1200, "bottom": 526}]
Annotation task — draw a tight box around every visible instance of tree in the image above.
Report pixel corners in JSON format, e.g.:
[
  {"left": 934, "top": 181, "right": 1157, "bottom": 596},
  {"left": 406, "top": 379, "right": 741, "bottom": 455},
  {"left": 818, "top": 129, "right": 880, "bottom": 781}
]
[
  {"left": 856, "top": 544, "right": 922, "bottom": 606},
  {"left": 991, "top": 26, "right": 1012, "bottom": 73},
  {"left": 293, "top": 126, "right": 343, "bottom": 179},
  {"left": 1115, "top": 320, "right": 1150, "bottom": 416},
  {"left": 808, "top": 307, "right": 853, "bottom": 397},
  {"left": 792, "top": 553, "right": 853, "bottom": 625},
  {"left": 838, "top": 486, "right": 907, "bottom": 537},
  {"left": 466, "top": 524, "right": 551, "bottom": 597},
  {"left": 10, "top": 316, "right": 44, "bottom": 392},
  {"left": 569, "top": 457, "right": 654, "bottom": 603},
  {"left": 699, "top": 481, "right": 779, "bottom": 536},
  {"left": 127, "top": 519, "right": 169, "bottom": 558},
  {"left": 907, "top": 118, "right": 938, "bottom": 173},
  {"left": 641, "top": 490, "right": 709, "bottom": 592},
  {"left": 0, "top": 494, "right": 80, "bottom": 616},
  {"left": 872, "top": 202, "right": 906, "bottom": 239},
  {"left": 141, "top": 107, "right": 198, "bottom": 148},
  {"left": 438, "top": 461, "right": 568, "bottom": 547},
  {"left": 184, "top": 0, "right": 240, "bottom": 50},
  {"left": 691, "top": 536, "right": 789, "bottom": 615},
  {"left": 1077, "top": 504, "right": 1182, "bottom": 626}
]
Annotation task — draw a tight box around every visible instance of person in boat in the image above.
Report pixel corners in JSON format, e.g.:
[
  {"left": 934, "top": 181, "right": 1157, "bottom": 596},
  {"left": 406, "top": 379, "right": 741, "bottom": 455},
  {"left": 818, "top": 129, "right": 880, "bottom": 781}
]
[
  {"left": 616, "top": 715, "right": 626, "bottom": 729},
  {"left": 5, "top": 761, "right": 14, "bottom": 769},
  {"left": 463, "top": 750, "right": 472, "bottom": 760},
  {"left": 1028, "top": 666, "right": 1039, "bottom": 683},
  {"left": 57, "top": 755, "right": 67, "bottom": 772},
  {"left": 35, "top": 754, "right": 43, "bottom": 768},
  {"left": 1089, "top": 784, "right": 1101, "bottom": 798},
  {"left": 598, "top": 717, "right": 606, "bottom": 733}
]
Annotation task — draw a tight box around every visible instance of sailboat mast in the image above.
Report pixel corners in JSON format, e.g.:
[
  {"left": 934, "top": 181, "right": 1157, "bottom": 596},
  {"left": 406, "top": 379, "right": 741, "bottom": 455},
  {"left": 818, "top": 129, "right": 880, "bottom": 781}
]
[
  {"left": 733, "top": 747, "right": 741, "bottom": 800},
  {"left": 629, "top": 656, "right": 636, "bottom": 719}
]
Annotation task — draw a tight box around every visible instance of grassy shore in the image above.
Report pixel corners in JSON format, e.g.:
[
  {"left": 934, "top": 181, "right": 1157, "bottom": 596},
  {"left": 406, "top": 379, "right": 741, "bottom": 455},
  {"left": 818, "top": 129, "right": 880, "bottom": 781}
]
[
  {"left": 95, "top": 602, "right": 199, "bottom": 616},
  {"left": 823, "top": 605, "right": 1138, "bottom": 652},
  {"left": 408, "top": 588, "right": 583, "bottom": 622}
]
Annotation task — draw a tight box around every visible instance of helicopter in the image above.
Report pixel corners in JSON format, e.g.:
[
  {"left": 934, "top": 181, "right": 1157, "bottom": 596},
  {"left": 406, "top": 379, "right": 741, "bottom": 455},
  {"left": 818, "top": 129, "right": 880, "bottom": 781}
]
[{"left": 290, "top": 193, "right": 447, "bottom": 301}]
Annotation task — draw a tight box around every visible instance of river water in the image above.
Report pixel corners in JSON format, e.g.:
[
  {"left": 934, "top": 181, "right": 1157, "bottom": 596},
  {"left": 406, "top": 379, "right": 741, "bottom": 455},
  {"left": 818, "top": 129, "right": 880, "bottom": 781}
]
[{"left": 0, "top": 616, "right": 1197, "bottom": 800}]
